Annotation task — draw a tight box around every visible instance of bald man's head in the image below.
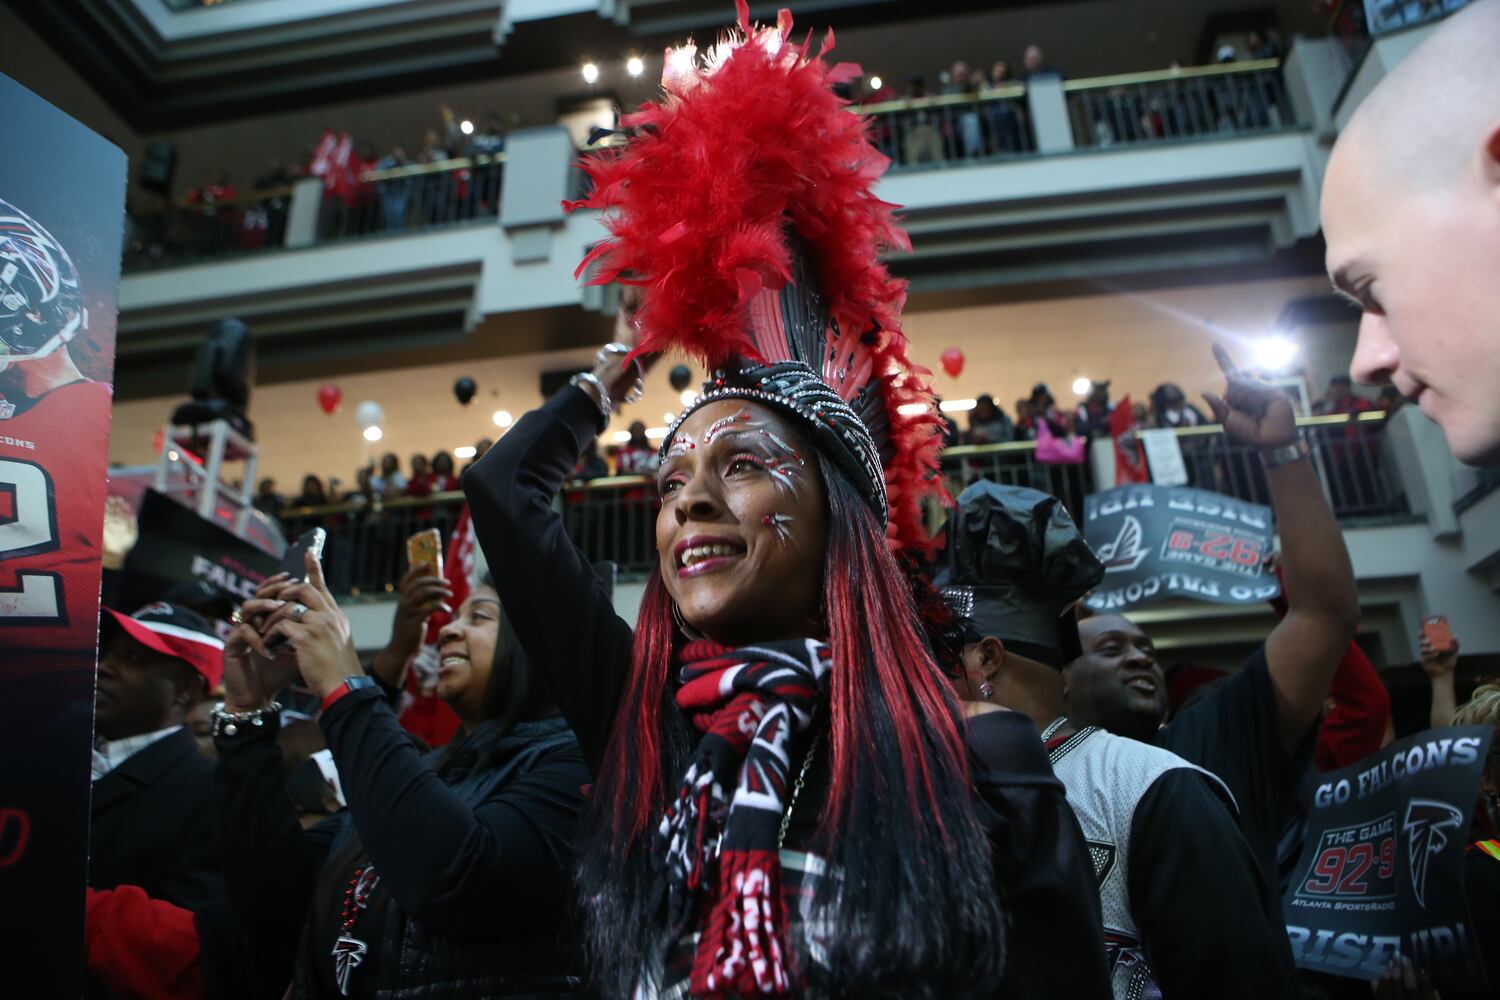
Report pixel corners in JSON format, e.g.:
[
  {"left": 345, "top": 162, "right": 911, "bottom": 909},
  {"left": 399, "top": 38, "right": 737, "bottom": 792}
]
[{"left": 1321, "top": 0, "right": 1500, "bottom": 466}]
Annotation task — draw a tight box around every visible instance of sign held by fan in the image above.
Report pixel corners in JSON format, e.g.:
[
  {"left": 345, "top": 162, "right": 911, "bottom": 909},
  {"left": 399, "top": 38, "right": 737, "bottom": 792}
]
[{"left": 1081, "top": 484, "right": 1278, "bottom": 612}]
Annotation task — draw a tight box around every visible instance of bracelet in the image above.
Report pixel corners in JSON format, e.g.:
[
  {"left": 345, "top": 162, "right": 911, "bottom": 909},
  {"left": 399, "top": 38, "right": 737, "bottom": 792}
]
[
  {"left": 1260, "top": 439, "right": 1310, "bottom": 468},
  {"left": 211, "top": 700, "right": 281, "bottom": 738},
  {"left": 570, "top": 372, "right": 612, "bottom": 419},
  {"left": 321, "top": 675, "right": 378, "bottom": 713},
  {"left": 595, "top": 342, "right": 646, "bottom": 405}
]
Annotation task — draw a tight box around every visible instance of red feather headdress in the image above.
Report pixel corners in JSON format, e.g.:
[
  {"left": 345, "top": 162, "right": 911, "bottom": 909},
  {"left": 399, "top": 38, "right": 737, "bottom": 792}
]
[{"left": 566, "top": 0, "right": 946, "bottom": 550}]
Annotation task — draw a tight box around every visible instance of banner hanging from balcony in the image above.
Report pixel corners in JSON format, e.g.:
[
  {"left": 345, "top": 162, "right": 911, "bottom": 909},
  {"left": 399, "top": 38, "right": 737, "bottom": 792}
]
[
  {"left": 1282, "top": 725, "right": 1493, "bottom": 991},
  {"left": 1080, "top": 483, "right": 1278, "bottom": 612},
  {"left": 0, "top": 71, "right": 127, "bottom": 996}
]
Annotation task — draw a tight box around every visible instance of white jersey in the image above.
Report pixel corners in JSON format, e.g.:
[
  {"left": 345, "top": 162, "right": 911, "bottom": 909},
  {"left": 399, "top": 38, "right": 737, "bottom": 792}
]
[{"left": 1045, "top": 724, "right": 1235, "bottom": 1000}]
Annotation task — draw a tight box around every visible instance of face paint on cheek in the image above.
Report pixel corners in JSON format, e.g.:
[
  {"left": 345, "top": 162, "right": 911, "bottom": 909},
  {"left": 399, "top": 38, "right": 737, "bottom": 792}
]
[{"left": 762, "top": 512, "right": 795, "bottom": 544}]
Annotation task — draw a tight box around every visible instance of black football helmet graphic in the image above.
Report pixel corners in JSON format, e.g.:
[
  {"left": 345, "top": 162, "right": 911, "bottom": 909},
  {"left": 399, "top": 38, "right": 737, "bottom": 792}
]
[{"left": 0, "top": 199, "right": 86, "bottom": 370}]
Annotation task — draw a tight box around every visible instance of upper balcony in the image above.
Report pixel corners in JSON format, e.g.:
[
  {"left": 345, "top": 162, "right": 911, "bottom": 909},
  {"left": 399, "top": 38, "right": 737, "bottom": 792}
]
[{"left": 115, "top": 52, "right": 1334, "bottom": 391}]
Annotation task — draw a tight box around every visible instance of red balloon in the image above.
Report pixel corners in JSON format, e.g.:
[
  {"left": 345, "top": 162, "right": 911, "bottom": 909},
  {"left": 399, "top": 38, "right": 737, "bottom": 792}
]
[
  {"left": 939, "top": 347, "right": 965, "bottom": 378},
  {"left": 317, "top": 384, "right": 343, "bottom": 415}
]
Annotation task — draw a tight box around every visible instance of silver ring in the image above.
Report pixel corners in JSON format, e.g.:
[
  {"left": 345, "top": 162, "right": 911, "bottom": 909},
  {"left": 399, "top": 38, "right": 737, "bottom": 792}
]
[
  {"left": 229, "top": 609, "right": 244, "bottom": 625},
  {"left": 289, "top": 603, "right": 309, "bottom": 623}
]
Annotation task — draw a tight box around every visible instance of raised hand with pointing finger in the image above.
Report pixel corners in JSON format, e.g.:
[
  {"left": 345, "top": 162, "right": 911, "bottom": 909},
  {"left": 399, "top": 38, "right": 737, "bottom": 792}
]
[{"left": 1202, "top": 343, "right": 1301, "bottom": 451}]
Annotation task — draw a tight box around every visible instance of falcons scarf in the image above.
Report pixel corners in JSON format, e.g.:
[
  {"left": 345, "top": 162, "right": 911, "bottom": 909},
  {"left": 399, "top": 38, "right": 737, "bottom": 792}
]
[{"left": 657, "top": 638, "right": 831, "bottom": 995}]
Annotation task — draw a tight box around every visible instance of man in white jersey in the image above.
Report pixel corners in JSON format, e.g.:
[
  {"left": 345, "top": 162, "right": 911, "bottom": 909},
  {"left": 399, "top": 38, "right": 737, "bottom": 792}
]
[{"left": 936, "top": 481, "right": 1299, "bottom": 999}]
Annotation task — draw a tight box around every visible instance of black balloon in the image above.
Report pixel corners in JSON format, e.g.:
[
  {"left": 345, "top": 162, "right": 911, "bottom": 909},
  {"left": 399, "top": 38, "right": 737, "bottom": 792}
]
[
  {"left": 669, "top": 365, "right": 693, "bottom": 391},
  {"left": 453, "top": 377, "right": 477, "bottom": 405}
]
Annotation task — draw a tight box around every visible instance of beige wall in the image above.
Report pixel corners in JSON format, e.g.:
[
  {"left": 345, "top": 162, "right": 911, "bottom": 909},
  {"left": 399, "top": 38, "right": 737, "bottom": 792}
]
[{"left": 109, "top": 272, "right": 1342, "bottom": 490}]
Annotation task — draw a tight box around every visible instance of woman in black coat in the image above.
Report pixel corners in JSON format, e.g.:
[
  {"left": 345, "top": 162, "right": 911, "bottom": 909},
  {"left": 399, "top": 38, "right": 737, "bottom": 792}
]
[{"left": 213, "top": 558, "right": 588, "bottom": 998}]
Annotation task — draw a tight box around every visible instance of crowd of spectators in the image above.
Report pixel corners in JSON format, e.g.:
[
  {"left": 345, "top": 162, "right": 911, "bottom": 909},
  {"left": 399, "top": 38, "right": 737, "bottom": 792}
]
[{"left": 127, "top": 103, "right": 513, "bottom": 267}]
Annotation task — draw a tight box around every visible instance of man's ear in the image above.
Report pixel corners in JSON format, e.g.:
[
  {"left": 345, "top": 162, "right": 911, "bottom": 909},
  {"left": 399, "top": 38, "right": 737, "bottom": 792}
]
[{"left": 975, "top": 636, "right": 1006, "bottom": 681}]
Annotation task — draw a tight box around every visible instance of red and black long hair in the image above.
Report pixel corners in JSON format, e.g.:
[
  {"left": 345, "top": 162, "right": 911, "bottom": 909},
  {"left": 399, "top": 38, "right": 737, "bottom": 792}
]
[{"left": 575, "top": 453, "right": 1004, "bottom": 996}]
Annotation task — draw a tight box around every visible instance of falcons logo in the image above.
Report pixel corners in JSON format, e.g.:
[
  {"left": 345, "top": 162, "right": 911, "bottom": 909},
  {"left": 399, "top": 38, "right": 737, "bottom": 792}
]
[
  {"left": 1403, "top": 799, "right": 1464, "bottom": 909},
  {"left": 332, "top": 935, "right": 368, "bottom": 996},
  {"left": 0, "top": 214, "right": 70, "bottom": 308},
  {"left": 1097, "top": 515, "right": 1148, "bottom": 573}
]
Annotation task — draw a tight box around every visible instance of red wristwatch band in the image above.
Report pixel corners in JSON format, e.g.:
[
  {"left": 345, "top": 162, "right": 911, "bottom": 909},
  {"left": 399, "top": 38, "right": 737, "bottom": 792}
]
[{"left": 321, "top": 676, "right": 376, "bottom": 713}]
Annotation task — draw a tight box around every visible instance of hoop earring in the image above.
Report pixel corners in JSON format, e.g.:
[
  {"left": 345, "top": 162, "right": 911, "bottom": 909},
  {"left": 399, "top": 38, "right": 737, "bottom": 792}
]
[{"left": 671, "top": 600, "right": 703, "bottom": 640}]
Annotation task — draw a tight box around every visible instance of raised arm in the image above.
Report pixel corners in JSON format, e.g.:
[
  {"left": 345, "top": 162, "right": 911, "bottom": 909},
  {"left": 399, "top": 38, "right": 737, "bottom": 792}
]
[
  {"left": 1204, "top": 344, "right": 1360, "bottom": 753},
  {"left": 462, "top": 386, "right": 636, "bottom": 773},
  {"left": 1421, "top": 631, "right": 1460, "bottom": 729}
]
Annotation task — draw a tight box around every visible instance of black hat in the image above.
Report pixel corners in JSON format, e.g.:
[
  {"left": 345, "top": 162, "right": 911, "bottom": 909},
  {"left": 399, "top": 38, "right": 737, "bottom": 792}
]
[{"left": 935, "top": 481, "right": 1104, "bottom": 668}]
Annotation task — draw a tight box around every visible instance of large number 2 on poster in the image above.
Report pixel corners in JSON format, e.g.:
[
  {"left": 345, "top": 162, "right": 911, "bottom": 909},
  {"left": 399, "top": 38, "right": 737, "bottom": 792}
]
[{"left": 0, "top": 458, "right": 64, "bottom": 623}]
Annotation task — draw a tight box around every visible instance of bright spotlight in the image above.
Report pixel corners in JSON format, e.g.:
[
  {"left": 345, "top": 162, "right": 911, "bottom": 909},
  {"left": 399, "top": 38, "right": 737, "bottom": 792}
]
[
  {"left": 363, "top": 426, "right": 383, "bottom": 442},
  {"left": 897, "top": 402, "right": 930, "bottom": 416},
  {"left": 939, "top": 398, "right": 977, "bottom": 413},
  {"left": 492, "top": 410, "right": 513, "bottom": 428},
  {"left": 664, "top": 412, "right": 676, "bottom": 425},
  {"left": 581, "top": 62, "right": 600, "bottom": 84},
  {"left": 1251, "top": 335, "right": 1300, "bottom": 373},
  {"left": 1072, "top": 377, "right": 1092, "bottom": 396},
  {"left": 459, "top": 120, "right": 474, "bottom": 135},
  {"left": 627, "top": 56, "right": 645, "bottom": 77},
  {"left": 645, "top": 426, "right": 669, "bottom": 440},
  {"left": 868, "top": 75, "right": 883, "bottom": 91},
  {"left": 679, "top": 389, "right": 698, "bottom": 407},
  {"left": 167, "top": 449, "right": 180, "bottom": 462},
  {"left": 454, "top": 445, "right": 477, "bottom": 459},
  {"left": 611, "top": 430, "right": 633, "bottom": 444}
]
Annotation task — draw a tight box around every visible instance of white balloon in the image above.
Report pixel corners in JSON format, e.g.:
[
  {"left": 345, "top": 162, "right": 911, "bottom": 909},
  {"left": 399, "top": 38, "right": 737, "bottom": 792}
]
[{"left": 355, "top": 401, "right": 385, "bottom": 430}]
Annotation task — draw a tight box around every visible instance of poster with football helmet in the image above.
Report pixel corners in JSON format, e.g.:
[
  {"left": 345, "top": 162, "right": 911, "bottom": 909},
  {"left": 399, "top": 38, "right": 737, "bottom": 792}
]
[{"left": 0, "top": 71, "right": 126, "bottom": 996}]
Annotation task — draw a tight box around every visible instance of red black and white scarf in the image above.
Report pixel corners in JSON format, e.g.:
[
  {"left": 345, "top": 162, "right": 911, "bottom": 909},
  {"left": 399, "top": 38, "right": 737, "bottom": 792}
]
[{"left": 657, "top": 638, "right": 831, "bottom": 996}]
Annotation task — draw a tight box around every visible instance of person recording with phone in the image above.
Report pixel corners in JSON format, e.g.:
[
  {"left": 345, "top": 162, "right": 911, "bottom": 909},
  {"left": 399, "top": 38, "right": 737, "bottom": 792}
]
[{"left": 211, "top": 550, "right": 588, "bottom": 998}]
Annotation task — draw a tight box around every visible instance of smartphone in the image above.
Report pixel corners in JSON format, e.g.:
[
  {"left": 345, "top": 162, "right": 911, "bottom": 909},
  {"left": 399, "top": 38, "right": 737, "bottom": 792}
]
[
  {"left": 1422, "top": 615, "right": 1455, "bottom": 654},
  {"left": 406, "top": 528, "right": 443, "bottom": 579},
  {"left": 264, "top": 527, "right": 326, "bottom": 651},
  {"left": 280, "top": 527, "right": 327, "bottom": 583}
]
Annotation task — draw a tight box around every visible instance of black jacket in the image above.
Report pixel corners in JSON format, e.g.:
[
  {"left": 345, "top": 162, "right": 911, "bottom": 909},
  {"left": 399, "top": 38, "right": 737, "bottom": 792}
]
[
  {"left": 90, "top": 726, "right": 253, "bottom": 1000},
  {"left": 89, "top": 726, "right": 223, "bottom": 908},
  {"left": 463, "top": 387, "right": 1112, "bottom": 999},
  {"left": 216, "top": 689, "right": 589, "bottom": 999}
]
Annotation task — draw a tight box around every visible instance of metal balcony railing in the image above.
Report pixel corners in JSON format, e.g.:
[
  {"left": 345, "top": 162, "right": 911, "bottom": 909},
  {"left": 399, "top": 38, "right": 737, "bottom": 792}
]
[
  {"left": 1063, "top": 61, "right": 1293, "bottom": 150},
  {"left": 274, "top": 411, "right": 1406, "bottom": 596},
  {"left": 853, "top": 85, "right": 1035, "bottom": 169},
  {"left": 123, "top": 154, "right": 505, "bottom": 272}
]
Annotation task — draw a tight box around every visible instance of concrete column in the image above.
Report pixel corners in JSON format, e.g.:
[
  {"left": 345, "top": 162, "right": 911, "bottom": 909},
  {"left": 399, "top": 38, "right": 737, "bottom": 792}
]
[
  {"left": 1282, "top": 36, "right": 1344, "bottom": 139},
  {"left": 284, "top": 176, "right": 324, "bottom": 249},
  {"left": 500, "top": 125, "right": 575, "bottom": 264},
  {"left": 1025, "top": 77, "right": 1074, "bottom": 154}
]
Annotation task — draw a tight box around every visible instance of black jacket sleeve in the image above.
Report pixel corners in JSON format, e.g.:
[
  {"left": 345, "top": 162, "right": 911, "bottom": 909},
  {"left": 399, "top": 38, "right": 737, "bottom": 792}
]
[
  {"left": 215, "top": 717, "right": 333, "bottom": 999},
  {"left": 1128, "top": 769, "right": 1300, "bottom": 999},
  {"left": 967, "top": 711, "right": 1111, "bottom": 999},
  {"left": 462, "top": 386, "right": 636, "bottom": 775},
  {"left": 320, "top": 688, "right": 590, "bottom": 939}
]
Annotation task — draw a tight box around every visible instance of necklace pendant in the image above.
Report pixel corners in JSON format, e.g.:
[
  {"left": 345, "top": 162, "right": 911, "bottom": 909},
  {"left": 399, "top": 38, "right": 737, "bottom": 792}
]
[{"left": 332, "top": 935, "right": 369, "bottom": 996}]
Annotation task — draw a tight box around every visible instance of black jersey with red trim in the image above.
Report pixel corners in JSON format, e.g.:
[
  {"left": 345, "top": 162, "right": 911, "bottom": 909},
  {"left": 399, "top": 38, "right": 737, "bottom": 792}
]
[{"left": 0, "top": 379, "right": 112, "bottom": 660}]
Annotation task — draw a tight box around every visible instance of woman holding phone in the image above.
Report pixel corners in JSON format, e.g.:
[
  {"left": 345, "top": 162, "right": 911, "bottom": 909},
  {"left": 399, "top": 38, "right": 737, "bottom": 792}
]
[{"left": 212, "top": 554, "right": 588, "bottom": 998}]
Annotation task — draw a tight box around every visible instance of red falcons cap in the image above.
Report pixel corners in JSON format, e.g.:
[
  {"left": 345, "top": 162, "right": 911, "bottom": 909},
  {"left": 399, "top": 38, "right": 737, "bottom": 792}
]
[{"left": 101, "top": 602, "right": 225, "bottom": 690}]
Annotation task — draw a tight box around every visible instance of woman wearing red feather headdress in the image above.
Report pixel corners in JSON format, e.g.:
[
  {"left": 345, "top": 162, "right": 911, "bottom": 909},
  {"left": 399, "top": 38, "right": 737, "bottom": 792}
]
[{"left": 464, "top": 4, "right": 1108, "bottom": 996}]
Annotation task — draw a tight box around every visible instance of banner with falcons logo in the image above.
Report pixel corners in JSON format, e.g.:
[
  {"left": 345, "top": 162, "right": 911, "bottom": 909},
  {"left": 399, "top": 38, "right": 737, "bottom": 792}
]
[
  {"left": 1284, "top": 726, "right": 1492, "bottom": 989},
  {"left": 1079, "top": 484, "right": 1279, "bottom": 612},
  {"left": 0, "top": 73, "right": 126, "bottom": 996}
]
